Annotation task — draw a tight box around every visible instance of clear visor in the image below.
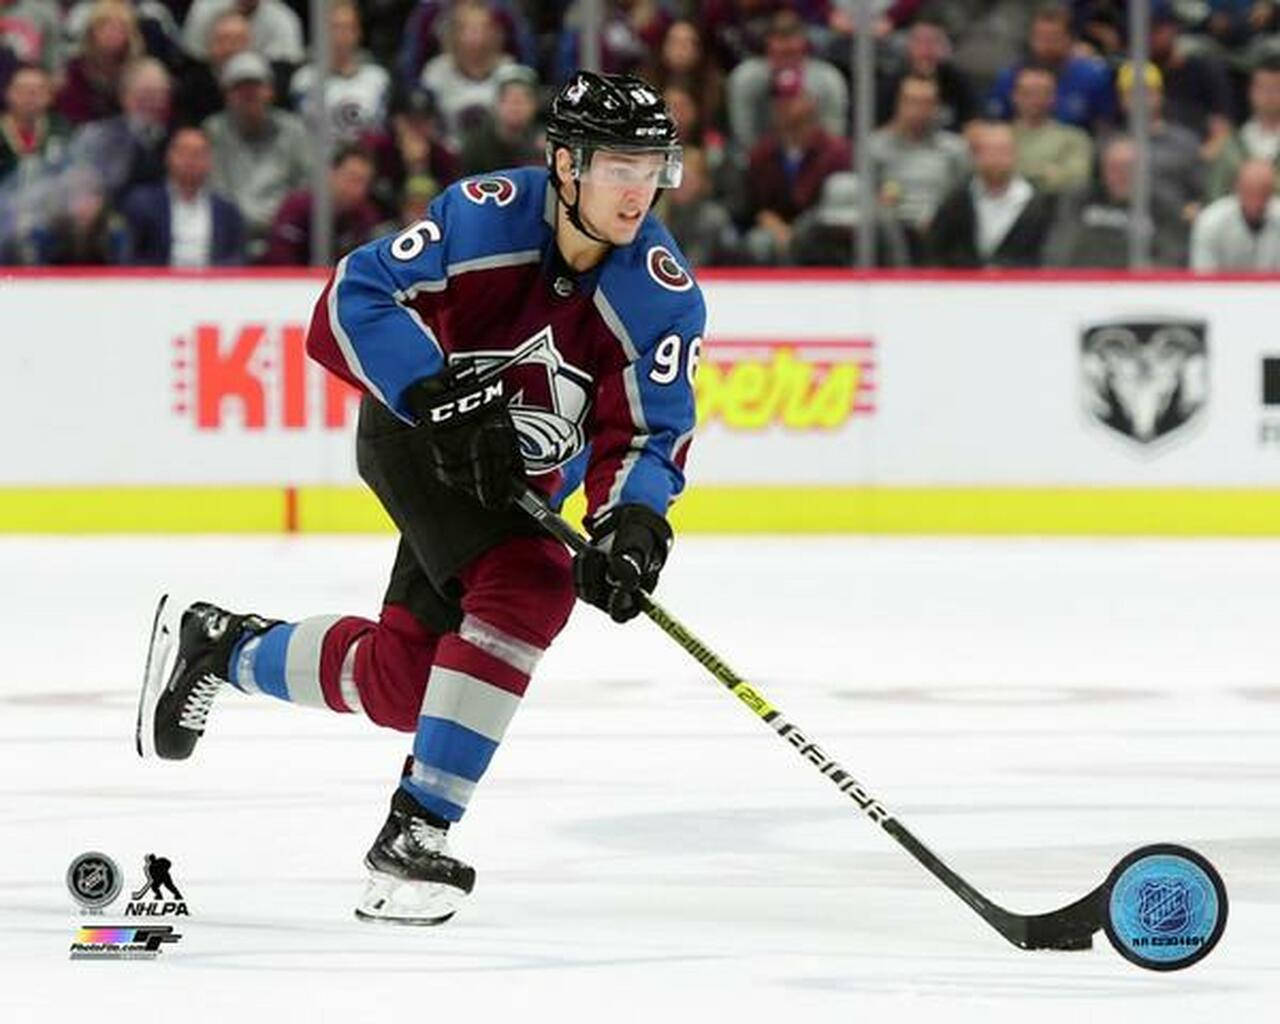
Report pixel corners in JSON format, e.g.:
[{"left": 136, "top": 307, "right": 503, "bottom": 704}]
[{"left": 571, "top": 146, "right": 683, "bottom": 189}]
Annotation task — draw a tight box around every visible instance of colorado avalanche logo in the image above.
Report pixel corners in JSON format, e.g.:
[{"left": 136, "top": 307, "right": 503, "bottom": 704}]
[
  {"left": 462, "top": 176, "right": 517, "bottom": 206},
  {"left": 646, "top": 246, "right": 692, "bottom": 292},
  {"left": 449, "top": 326, "right": 592, "bottom": 474},
  {"left": 333, "top": 99, "right": 364, "bottom": 133}
]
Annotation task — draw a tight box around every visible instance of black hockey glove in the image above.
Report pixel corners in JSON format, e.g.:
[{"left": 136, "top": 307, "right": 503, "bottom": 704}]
[
  {"left": 405, "top": 371, "right": 525, "bottom": 510},
  {"left": 573, "top": 504, "right": 673, "bottom": 623}
]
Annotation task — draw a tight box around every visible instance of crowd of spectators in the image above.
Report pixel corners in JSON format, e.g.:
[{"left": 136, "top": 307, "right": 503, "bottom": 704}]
[{"left": 6, "top": 0, "right": 1280, "bottom": 270}]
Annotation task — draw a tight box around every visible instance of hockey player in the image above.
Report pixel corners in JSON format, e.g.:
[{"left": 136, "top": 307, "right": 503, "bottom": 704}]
[{"left": 136, "top": 71, "right": 705, "bottom": 925}]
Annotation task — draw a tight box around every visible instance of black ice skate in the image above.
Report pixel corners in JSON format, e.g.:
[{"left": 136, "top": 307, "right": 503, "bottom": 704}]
[
  {"left": 135, "top": 595, "right": 279, "bottom": 760},
  {"left": 355, "top": 789, "right": 476, "bottom": 926}
]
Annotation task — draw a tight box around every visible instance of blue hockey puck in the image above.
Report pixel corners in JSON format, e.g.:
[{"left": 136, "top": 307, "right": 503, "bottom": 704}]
[{"left": 1102, "top": 843, "right": 1227, "bottom": 971}]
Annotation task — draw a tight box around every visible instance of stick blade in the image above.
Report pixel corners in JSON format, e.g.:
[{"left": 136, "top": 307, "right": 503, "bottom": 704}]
[{"left": 992, "top": 885, "right": 1105, "bottom": 950}]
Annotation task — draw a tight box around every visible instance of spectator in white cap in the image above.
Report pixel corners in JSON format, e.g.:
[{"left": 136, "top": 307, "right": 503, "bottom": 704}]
[{"left": 202, "top": 50, "right": 310, "bottom": 258}]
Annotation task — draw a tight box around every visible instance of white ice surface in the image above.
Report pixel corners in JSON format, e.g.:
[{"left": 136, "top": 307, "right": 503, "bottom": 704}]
[{"left": 0, "top": 534, "right": 1277, "bottom": 1022}]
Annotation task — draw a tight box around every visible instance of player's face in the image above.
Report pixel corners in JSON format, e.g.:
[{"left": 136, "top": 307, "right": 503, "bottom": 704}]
[{"left": 577, "top": 150, "right": 664, "bottom": 243}]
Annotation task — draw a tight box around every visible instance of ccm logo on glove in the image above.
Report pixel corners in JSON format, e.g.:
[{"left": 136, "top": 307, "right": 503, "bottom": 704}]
[
  {"left": 422, "top": 380, "right": 506, "bottom": 423},
  {"left": 405, "top": 374, "right": 525, "bottom": 510}
]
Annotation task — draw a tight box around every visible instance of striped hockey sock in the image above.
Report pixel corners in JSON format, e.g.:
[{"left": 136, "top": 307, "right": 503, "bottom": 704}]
[
  {"left": 400, "top": 614, "right": 545, "bottom": 823},
  {"left": 227, "top": 616, "right": 367, "bottom": 715}
]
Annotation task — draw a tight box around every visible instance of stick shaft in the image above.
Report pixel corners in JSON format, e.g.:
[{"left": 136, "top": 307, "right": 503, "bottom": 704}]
[
  {"left": 516, "top": 487, "right": 1101, "bottom": 949},
  {"left": 518, "top": 493, "right": 979, "bottom": 889}
]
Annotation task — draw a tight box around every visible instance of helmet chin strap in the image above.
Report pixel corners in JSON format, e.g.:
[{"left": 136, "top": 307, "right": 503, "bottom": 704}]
[
  {"left": 548, "top": 146, "right": 614, "bottom": 246},
  {"left": 562, "top": 178, "right": 613, "bottom": 247}
]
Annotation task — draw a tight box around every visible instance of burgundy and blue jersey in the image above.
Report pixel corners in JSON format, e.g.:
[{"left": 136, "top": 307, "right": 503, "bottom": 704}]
[{"left": 305, "top": 165, "right": 705, "bottom": 522}]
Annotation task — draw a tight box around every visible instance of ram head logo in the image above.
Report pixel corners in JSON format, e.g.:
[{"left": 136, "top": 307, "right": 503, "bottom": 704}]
[{"left": 1081, "top": 319, "right": 1208, "bottom": 445}]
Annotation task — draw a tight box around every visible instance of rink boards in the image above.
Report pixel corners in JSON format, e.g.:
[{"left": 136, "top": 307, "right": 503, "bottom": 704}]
[{"left": 3, "top": 268, "right": 1279, "bottom": 534}]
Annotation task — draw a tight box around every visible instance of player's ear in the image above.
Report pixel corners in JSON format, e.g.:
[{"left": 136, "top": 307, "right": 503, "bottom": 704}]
[{"left": 553, "top": 146, "right": 578, "bottom": 198}]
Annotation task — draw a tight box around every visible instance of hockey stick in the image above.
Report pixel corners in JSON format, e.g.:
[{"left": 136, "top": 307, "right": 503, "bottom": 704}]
[{"left": 516, "top": 486, "right": 1104, "bottom": 951}]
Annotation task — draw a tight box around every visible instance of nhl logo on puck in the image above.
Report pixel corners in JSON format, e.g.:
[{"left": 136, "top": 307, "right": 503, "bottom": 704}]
[
  {"left": 646, "top": 246, "right": 692, "bottom": 292},
  {"left": 1102, "top": 843, "right": 1227, "bottom": 971},
  {"left": 67, "top": 851, "right": 123, "bottom": 911}
]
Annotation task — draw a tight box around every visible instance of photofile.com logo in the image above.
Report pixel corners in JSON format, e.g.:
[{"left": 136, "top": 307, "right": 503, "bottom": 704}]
[{"left": 69, "top": 925, "right": 182, "bottom": 961}]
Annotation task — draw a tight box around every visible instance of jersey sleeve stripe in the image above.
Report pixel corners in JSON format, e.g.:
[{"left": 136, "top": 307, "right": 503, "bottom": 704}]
[
  {"left": 400, "top": 304, "right": 445, "bottom": 360},
  {"left": 392, "top": 278, "right": 447, "bottom": 303},
  {"left": 328, "top": 254, "right": 392, "bottom": 409},
  {"left": 622, "top": 362, "right": 650, "bottom": 433},
  {"left": 672, "top": 424, "right": 696, "bottom": 468},
  {"left": 446, "top": 249, "right": 542, "bottom": 277},
  {"left": 602, "top": 365, "right": 652, "bottom": 511},
  {"left": 593, "top": 288, "right": 640, "bottom": 362}
]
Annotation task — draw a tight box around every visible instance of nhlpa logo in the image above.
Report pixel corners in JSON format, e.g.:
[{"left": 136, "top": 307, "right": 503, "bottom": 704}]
[
  {"left": 126, "top": 853, "right": 190, "bottom": 917},
  {"left": 1081, "top": 319, "right": 1208, "bottom": 447},
  {"left": 450, "top": 326, "right": 592, "bottom": 474}
]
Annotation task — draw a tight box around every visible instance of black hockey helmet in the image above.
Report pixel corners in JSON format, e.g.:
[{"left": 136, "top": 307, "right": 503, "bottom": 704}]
[
  {"left": 547, "top": 71, "right": 680, "bottom": 156},
  {"left": 546, "top": 71, "right": 682, "bottom": 241}
]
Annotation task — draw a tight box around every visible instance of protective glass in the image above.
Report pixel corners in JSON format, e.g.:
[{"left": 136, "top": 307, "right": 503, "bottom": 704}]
[{"left": 573, "top": 146, "right": 683, "bottom": 189}]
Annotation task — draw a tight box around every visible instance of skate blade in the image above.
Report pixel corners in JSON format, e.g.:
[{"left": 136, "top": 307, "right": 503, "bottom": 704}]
[
  {"left": 354, "top": 874, "right": 463, "bottom": 926},
  {"left": 135, "top": 594, "right": 175, "bottom": 759}
]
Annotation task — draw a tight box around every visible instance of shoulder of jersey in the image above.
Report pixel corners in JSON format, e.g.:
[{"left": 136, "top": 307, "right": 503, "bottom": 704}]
[
  {"left": 438, "top": 166, "right": 552, "bottom": 264},
  {"left": 597, "top": 215, "right": 705, "bottom": 351}
]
